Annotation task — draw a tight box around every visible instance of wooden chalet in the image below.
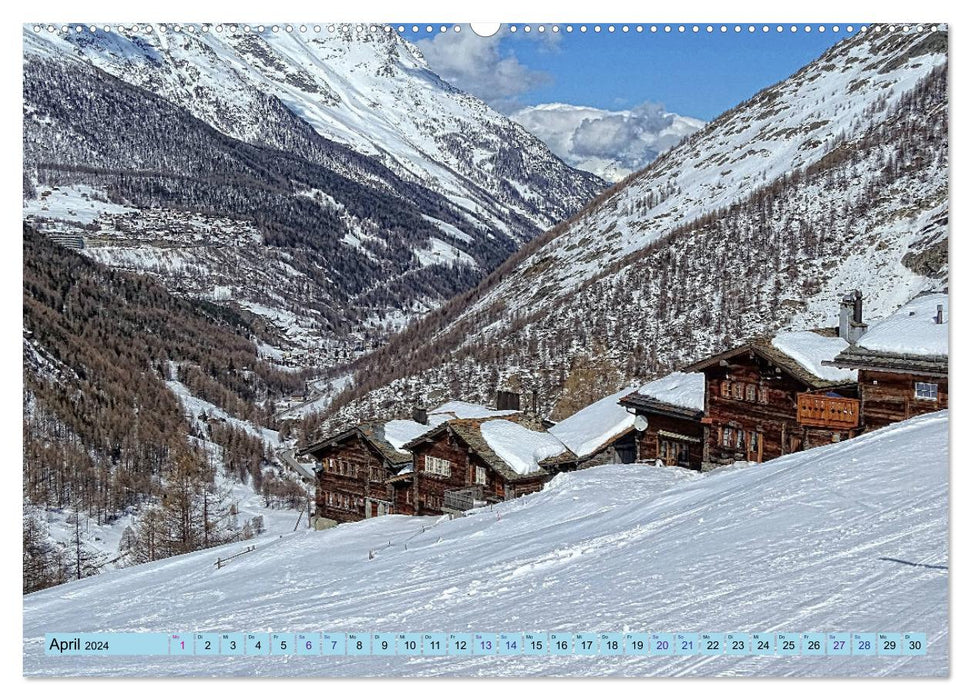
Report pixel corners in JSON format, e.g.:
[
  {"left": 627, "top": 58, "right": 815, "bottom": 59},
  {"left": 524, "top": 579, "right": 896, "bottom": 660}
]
[
  {"left": 300, "top": 422, "right": 416, "bottom": 524},
  {"left": 683, "top": 331, "right": 861, "bottom": 468},
  {"left": 618, "top": 372, "right": 706, "bottom": 470},
  {"left": 825, "top": 293, "right": 948, "bottom": 430},
  {"left": 300, "top": 400, "right": 525, "bottom": 524},
  {"left": 403, "top": 418, "right": 570, "bottom": 515}
]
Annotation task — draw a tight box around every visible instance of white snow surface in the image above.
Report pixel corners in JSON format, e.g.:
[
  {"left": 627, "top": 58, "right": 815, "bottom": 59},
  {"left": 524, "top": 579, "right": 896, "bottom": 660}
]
[
  {"left": 382, "top": 418, "right": 437, "bottom": 452},
  {"left": 549, "top": 388, "right": 636, "bottom": 458},
  {"left": 771, "top": 331, "right": 858, "bottom": 383},
  {"left": 636, "top": 371, "right": 706, "bottom": 412},
  {"left": 479, "top": 420, "right": 569, "bottom": 475},
  {"left": 167, "top": 378, "right": 280, "bottom": 447},
  {"left": 23, "top": 183, "right": 134, "bottom": 224},
  {"left": 858, "top": 293, "right": 949, "bottom": 357},
  {"left": 23, "top": 411, "right": 948, "bottom": 677},
  {"left": 431, "top": 401, "right": 518, "bottom": 421}
]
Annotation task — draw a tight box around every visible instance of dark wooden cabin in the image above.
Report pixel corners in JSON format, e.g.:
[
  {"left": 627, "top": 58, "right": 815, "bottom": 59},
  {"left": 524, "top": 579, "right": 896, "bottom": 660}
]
[
  {"left": 825, "top": 293, "right": 948, "bottom": 430},
  {"left": 300, "top": 423, "right": 414, "bottom": 524},
  {"left": 403, "top": 419, "right": 556, "bottom": 515},
  {"left": 618, "top": 393, "right": 706, "bottom": 469},
  {"left": 684, "top": 335, "right": 861, "bottom": 468},
  {"left": 825, "top": 347, "right": 948, "bottom": 430}
]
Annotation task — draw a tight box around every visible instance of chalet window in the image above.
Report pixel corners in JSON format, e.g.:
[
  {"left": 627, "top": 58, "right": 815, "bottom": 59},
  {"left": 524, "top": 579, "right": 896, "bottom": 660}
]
[
  {"left": 750, "top": 431, "right": 759, "bottom": 453},
  {"left": 746, "top": 384, "right": 757, "bottom": 402},
  {"left": 677, "top": 442, "right": 690, "bottom": 465},
  {"left": 475, "top": 466, "right": 487, "bottom": 485},
  {"left": 327, "top": 458, "right": 335, "bottom": 473},
  {"left": 758, "top": 386, "right": 768, "bottom": 404},
  {"left": 720, "top": 380, "right": 731, "bottom": 398},
  {"left": 405, "top": 490, "right": 412, "bottom": 505},
  {"left": 735, "top": 429, "right": 745, "bottom": 450},
  {"left": 731, "top": 382, "right": 744, "bottom": 400},
  {"left": 426, "top": 455, "right": 452, "bottom": 477},
  {"left": 915, "top": 382, "right": 939, "bottom": 401},
  {"left": 721, "top": 427, "right": 733, "bottom": 447}
]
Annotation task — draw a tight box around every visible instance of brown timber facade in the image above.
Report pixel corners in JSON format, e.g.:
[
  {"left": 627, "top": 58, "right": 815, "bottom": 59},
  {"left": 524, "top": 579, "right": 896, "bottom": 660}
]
[
  {"left": 404, "top": 420, "right": 550, "bottom": 516},
  {"left": 825, "top": 346, "right": 948, "bottom": 431},
  {"left": 684, "top": 340, "right": 860, "bottom": 468},
  {"left": 301, "top": 423, "right": 413, "bottom": 524},
  {"left": 618, "top": 394, "right": 705, "bottom": 470}
]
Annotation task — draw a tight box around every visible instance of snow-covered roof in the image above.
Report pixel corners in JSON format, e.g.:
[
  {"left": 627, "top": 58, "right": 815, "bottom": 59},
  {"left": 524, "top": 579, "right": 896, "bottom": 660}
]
[
  {"left": 383, "top": 401, "right": 517, "bottom": 451},
  {"left": 771, "top": 331, "right": 858, "bottom": 383},
  {"left": 382, "top": 418, "right": 439, "bottom": 452},
  {"left": 858, "top": 293, "right": 948, "bottom": 357},
  {"left": 549, "top": 388, "right": 636, "bottom": 459},
  {"left": 430, "top": 401, "right": 519, "bottom": 420},
  {"left": 479, "top": 420, "right": 569, "bottom": 476},
  {"left": 636, "top": 372, "right": 706, "bottom": 412}
]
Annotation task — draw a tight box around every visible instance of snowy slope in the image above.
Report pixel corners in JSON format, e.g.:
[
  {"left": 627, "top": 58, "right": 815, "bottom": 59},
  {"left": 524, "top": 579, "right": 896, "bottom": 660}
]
[
  {"left": 323, "top": 25, "right": 948, "bottom": 429},
  {"left": 23, "top": 23, "right": 603, "bottom": 373},
  {"left": 471, "top": 27, "right": 948, "bottom": 320},
  {"left": 24, "top": 411, "right": 948, "bottom": 677},
  {"left": 23, "top": 24, "right": 602, "bottom": 239}
]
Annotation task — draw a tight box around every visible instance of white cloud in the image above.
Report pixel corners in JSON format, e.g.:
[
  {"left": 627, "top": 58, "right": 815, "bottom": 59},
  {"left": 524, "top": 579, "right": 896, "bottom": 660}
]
[
  {"left": 511, "top": 103, "right": 706, "bottom": 182},
  {"left": 416, "top": 28, "right": 552, "bottom": 112}
]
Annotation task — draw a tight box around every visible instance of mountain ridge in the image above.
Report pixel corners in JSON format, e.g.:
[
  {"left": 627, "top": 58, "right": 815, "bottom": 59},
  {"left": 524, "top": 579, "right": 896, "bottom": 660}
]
[
  {"left": 23, "top": 23, "right": 604, "bottom": 366},
  {"left": 319, "top": 25, "right": 948, "bottom": 431}
]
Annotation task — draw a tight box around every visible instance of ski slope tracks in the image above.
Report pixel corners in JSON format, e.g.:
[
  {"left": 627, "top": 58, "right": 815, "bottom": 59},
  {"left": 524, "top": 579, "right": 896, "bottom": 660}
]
[{"left": 23, "top": 411, "right": 948, "bottom": 677}]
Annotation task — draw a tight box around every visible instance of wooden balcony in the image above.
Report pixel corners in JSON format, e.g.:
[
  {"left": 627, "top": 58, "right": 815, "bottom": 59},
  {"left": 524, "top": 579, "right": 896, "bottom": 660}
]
[
  {"left": 443, "top": 486, "right": 485, "bottom": 513},
  {"left": 796, "top": 393, "right": 860, "bottom": 430}
]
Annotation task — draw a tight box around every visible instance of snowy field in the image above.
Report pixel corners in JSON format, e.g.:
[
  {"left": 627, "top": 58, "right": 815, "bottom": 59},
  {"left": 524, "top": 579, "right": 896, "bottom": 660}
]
[{"left": 23, "top": 412, "right": 948, "bottom": 677}]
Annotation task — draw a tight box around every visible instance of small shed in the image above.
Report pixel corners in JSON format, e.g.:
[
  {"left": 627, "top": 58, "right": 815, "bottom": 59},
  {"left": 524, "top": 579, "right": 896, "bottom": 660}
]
[{"left": 619, "top": 372, "right": 707, "bottom": 469}]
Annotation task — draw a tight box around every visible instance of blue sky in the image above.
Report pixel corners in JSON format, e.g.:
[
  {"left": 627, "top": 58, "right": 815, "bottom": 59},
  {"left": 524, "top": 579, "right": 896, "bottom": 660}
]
[{"left": 417, "top": 25, "right": 852, "bottom": 120}]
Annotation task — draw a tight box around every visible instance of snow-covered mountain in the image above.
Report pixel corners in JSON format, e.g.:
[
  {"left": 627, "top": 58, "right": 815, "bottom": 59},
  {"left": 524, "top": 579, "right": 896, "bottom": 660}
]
[
  {"left": 511, "top": 102, "right": 705, "bottom": 181},
  {"left": 23, "top": 411, "right": 949, "bottom": 677},
  {"left": 325, "top": 25, "right": 948, "bottom": 427},
  {"left": 22, "top": 24, "right": 603, "bottom": 365}
]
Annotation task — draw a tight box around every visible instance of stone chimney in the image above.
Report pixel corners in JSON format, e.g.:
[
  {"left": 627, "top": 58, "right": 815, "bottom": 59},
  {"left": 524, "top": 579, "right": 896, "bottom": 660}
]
[
  {"left": 496, "top": 390, "right": 521, "bottom": 412},
  {"left": 412, "top": 406, "right": 428, "bottom": 425},
  {"left": 838, "top": 290, "right": 868, "bottom": 343},
  {"left": 936, "top": 304, "right": 944, "bottom": 325}
]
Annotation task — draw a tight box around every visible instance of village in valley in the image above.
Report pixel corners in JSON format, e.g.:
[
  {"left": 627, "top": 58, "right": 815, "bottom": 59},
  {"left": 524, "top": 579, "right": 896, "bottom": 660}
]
[{"left": 299, "top": 291, "right": 949, "bottom": 527}]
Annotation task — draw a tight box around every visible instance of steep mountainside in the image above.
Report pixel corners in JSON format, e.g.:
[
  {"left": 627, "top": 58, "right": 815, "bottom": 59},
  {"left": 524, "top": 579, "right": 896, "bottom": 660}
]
[
  {"left": 23, "top": 225, "right": 308, "bottom": 591},
  {"left": 22, "top": 24, "right": 603, "bottom": 365},
  {"left": 324, "top": 25, "right": 948, "bottom": 429}
]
